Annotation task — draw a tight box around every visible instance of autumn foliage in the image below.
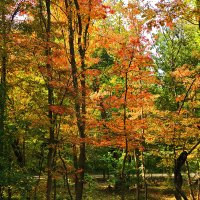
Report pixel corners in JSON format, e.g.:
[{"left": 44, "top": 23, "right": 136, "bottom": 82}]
[{"left": 0, "top": 0, "right": 199, "bottom": 200}]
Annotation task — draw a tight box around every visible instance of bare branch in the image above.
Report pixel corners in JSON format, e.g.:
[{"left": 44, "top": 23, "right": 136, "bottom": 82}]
[
  {"left": 11, "top": 4, "right": 21, "bottom": 22},
  {"left": 178, "top": 78, "right": 196, "bottom": 114},
  {"left": 188, "top": 140, "right": 200, "bottom": 155}
]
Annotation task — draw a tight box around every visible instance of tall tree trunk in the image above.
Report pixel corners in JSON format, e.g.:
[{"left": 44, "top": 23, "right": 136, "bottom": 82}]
[
  {"left": 120, "top": 71, "right": 129, "bottom": 200},
  {"left": 64, "top": 0, "right": 89, "bottom": 199},
  {"left": 121, "top": 72, "right": 128, "bottom": 179},
  {"left": 45, "top": 0, "right": 55, "bottom": 199},
  {"left": 0, "top": 0, "right": 7, "bottom": 156},
  {"left": 0, "top": 2, "right": 7, "bottom": 195}
]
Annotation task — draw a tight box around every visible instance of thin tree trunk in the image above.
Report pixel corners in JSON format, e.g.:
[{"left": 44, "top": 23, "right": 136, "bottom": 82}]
[
  {"left": 197, "top": 177, "right": 200, "bottom": 200},
  {"left": 141, "top": 151, "right": 148, "bottom": 200},
  {"left": 139, "top": 80, "right": 147, "bottom": 200},
  {"left": 34, "top": 145, "right": 44, "bottom": 200},
  {"left": 120, "top": 71, "right": 129, "bottom": 200},
  {"left": 197, "top": 152, "right": 200, "bottom": 200},
  {"left": 58, "top": 150, "right": 73, "bottom": 200},
  {"left": 0, "top": 187, "right": 3, "bottom": 199},
  {"left": 73, "top": 0, "right": 89, "bottom": 197},
  {"left": 134, "top": 149, "right": 140, "bottom": 200},
  {"left": 64, "top": 1, "right": 88, "bottom": 199},
  {"left": 0, "top": 0, "right": 7, "bottom": 156},
  {"left": 44, "top": 0, "right": 55, "bottom": 199},
  {"left": 23, "top": 136, "right": 26, "bottom": 166},
  {"left": 121, "top": 72, "right": 128, "bottom": 178},
  {"left": 196, "top": 0, "right": 200, "bottom": 29},
  {"left": 46, "top": 147, "right": 54, "bottom": 200},
  {"left": 53, "top": 179, "right": 56, "bottom": 200},
  {"left": 7, "top": 187, "right": 12, "bottom": 200},
  {"left": 186, "top": 161, "right": 195, "bottom": 200},
  {"left": 0, "top": 2, "right": 7, "bottom": 195}
]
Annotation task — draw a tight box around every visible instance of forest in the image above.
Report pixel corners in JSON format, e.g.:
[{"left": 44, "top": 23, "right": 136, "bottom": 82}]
[{"left": 0, "top": 0, "right": 199, "bottom": 199}]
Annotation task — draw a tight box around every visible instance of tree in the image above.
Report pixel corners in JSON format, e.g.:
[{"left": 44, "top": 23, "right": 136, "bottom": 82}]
[
  {"left": 88, "top": 2, "right": 156, "bottom": 199},
  {"left": 152, "top": 22, "right": 200, "bottom": 200},
  {"left": 0, "top": 0, "right": 28, "bottom": 198},
  {"left": 0, "top": 0, "right": 199, "bottom": 199},
  {"left": 45, "top": 0, "right": 109, "bottom": 199}
]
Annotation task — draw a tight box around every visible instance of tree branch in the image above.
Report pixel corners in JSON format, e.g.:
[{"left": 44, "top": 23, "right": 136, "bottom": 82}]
[
  {"left": 188, "top": 140, "right": 200, "bottom": 155},
  {"left": 178, "top": 78, "right": 196, "bottom": 114}
]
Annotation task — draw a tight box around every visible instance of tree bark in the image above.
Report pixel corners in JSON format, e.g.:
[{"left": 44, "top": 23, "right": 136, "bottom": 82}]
[
  {"left": 121, "top": 72, "right": 128, "bottom": 179},
  {"left": 120, "top": 71, "right": 129, "bottom": 200},
  {"left": 0, "top": 0, "right": 7, "bottom": 155},
  {"left": 44, "top": 0, "right": 55, "bottom": 199},
  {"left": 64, "top": 0, "right": 91, "bottom": 199},
  {"left": 174, "top": 141, "right": 200, "bottom": 200},
  {"left": 0, "top": 2, "right": 7, "bottom": 195},
  {"left": 64, "top": 1, "right": 86, "bottom": 199},
  {"left": 174, "top": 151, "right": 188, "bottom": 200}
]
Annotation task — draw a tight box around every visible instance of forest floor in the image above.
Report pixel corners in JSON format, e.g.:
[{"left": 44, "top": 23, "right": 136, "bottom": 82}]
[
  {"left": 8, "top": 174, "right": 198, "bottom": 199},
  {"left": 83, "top": 181, "right": 175, "bottom": 199},
  {"left": 81, "top": 176, "right": 199, "bottom": 200},
  {"left": 83, "top": 188, "right": 175, "bottom": 200}
]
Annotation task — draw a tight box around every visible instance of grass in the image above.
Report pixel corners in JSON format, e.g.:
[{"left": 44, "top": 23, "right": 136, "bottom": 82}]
[
  {"left": 5, "top": 176, "right": 199, "bottom": 199},
  {"left": 82, "top": 178, "right": 176, "bottom": 200},
  {"left": 83, "top": 187, "right": 175, "bottom": 200},
  {"left": 82, "top": 176, "right": 199, "bottom": 200}
]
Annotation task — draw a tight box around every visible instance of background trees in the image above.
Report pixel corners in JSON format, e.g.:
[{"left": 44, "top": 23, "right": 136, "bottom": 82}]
[{"left": 0, "top": 0, "right": 199, "bottom": 199}]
